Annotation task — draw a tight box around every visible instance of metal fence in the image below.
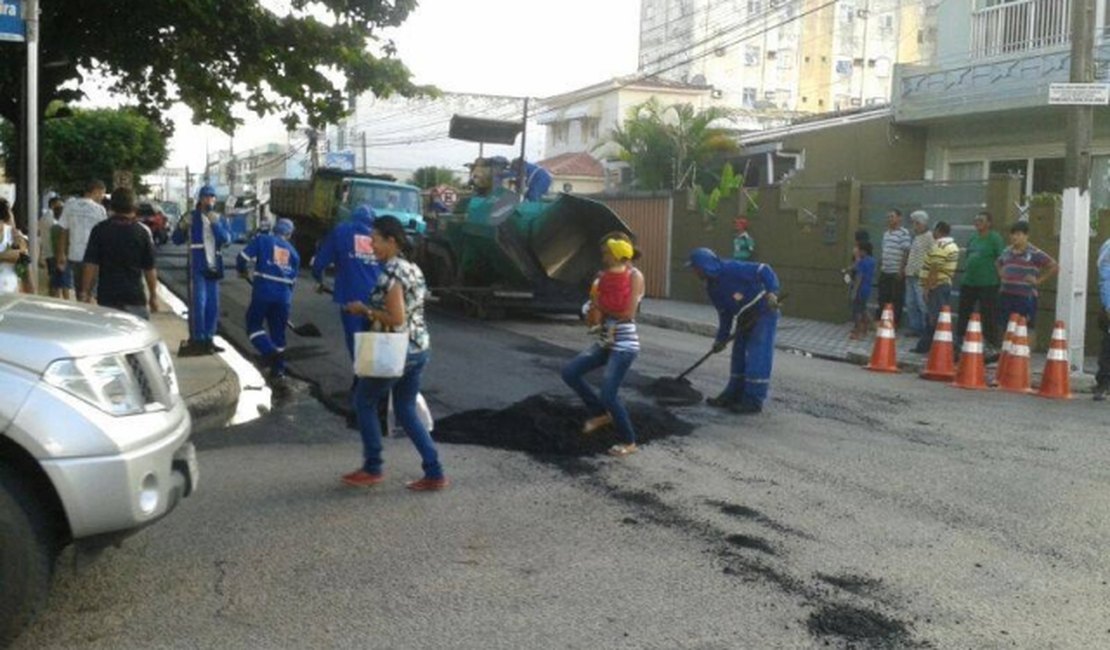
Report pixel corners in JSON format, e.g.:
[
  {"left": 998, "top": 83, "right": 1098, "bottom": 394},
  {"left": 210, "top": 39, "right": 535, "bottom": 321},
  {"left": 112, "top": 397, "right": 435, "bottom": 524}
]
[{"left": 592, "top": 194, "right": 673, "bottom": 298}]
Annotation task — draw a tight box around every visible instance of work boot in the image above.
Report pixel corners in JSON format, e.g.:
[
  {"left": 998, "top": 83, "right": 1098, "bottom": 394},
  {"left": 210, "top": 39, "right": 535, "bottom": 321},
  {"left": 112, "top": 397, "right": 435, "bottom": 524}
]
[
  {"left": 206, "top": 341, "right": 226, "bottom": 354},
  {"left": 1094, "top": 384, "right": 1109, "bottom": 402},
  {"left": 705, "top": 393, "right": 735, "bottom": 409},
  {"left": 729, "top": 401, "right": 762, "bottom": 415}
]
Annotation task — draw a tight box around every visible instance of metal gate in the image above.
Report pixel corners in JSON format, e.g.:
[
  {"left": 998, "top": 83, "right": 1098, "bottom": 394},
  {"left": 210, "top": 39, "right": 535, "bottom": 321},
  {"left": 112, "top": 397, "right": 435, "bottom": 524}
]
[
  {"left": 860, "top": 180, "right": 990, "bottom": 249},
  {"left": 592, "top": 194, "right": 673, "bottom": 298}
]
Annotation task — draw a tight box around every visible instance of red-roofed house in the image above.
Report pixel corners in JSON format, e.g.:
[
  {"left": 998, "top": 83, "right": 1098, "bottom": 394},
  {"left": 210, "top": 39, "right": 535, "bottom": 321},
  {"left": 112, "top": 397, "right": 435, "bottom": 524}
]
[{"left": 537, "top": 152, "right": 605, "bottom": 195}]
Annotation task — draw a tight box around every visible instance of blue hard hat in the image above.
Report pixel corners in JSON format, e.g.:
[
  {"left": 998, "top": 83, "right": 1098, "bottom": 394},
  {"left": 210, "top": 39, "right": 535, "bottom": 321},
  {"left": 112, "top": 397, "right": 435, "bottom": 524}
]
[
  {"left": 686, "top": 247, "right": 723, "bottom": 278},
  {"left": 198, "top": 185, "right": 217, "bottom": 198},
  {"left": 351, "top": 204, "right": 376, "bottom": 223},
  {"left": 274, "top": 218, "right": 295, "bottom": 237}
]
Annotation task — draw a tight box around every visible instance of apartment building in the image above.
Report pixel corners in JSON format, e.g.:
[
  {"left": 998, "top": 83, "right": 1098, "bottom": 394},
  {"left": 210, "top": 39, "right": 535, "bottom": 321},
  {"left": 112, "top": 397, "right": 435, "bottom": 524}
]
[{"left": 639, "top": 0, "right": 937, "bottom": 113}]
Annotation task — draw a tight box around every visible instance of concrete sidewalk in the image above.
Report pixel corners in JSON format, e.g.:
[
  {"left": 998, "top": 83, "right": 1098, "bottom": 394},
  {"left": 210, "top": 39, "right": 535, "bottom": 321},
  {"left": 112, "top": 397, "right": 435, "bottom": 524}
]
[
  {"left": 639, "top": 298, "right": 1098, "bottom": 388},
  {"left": 149, "top": 311, "right": 241, "bottom": 433}
]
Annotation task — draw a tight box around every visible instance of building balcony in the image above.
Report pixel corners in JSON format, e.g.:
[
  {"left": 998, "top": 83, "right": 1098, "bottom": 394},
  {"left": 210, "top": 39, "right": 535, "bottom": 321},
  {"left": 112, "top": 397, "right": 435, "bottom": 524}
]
[{"left": 894, "top": 1, "right": 1109, "bottom": 124}]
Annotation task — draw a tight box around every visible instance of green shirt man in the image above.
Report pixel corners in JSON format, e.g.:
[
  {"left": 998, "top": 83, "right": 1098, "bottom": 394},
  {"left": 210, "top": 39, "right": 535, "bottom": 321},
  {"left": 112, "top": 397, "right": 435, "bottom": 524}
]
[{"left": 957, "top": 211, "right": 1007, "bottom": 348}]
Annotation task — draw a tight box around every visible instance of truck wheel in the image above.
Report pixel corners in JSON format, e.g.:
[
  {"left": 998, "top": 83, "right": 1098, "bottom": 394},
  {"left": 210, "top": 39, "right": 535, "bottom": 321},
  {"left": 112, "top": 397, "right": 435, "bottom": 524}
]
[{"left": 0, "top": 466, "right": 55, "bottom": 646}]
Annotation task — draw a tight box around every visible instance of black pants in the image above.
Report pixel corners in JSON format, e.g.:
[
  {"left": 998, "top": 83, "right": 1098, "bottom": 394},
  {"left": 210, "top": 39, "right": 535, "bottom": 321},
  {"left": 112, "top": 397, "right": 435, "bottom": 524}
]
[
  {"left": 957, "top": 284, "right": 1000, "bottom": 348},
  {"left": 875, "top": 272, "right": 904, "bottom": 328},
  {"left": 1098, "top": 312, "right": 1110, "bottom": 388}
]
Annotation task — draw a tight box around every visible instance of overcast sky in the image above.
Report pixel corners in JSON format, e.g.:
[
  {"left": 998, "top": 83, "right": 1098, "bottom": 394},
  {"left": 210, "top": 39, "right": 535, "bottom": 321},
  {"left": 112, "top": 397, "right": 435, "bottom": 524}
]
[{"left": 162, "top": 0, "right": 642, "bottom": 168}]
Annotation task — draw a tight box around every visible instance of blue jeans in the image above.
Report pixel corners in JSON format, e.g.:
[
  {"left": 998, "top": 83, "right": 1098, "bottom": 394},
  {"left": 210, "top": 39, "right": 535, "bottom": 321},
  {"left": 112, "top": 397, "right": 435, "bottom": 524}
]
[
  {"left": 354, "top": 350, "right": 443, "bottom": 479},
  {"left": 561, "top": 344, "right": 638, "bottom": 444},
  {"left": 998, "top": 293, "right": 1037, "bottom": 330},
  {"left": 723, "top": 310, "right": 779, "bottom": 407},
  {"left": 339, "top": 308, "right": 367, "bottom": 360},
  {"left": 904, "top": 277, "right": 926, "bottom": 335},
  {"left": 915, "top": 284, "right": 952, "bottom": 352}
]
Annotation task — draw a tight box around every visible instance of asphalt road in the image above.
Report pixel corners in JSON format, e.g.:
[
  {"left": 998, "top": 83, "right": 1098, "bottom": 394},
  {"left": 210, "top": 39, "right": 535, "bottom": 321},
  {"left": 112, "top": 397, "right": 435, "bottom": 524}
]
[{"left": 13, "top": 243, "right": 1110, "bottom": 648}]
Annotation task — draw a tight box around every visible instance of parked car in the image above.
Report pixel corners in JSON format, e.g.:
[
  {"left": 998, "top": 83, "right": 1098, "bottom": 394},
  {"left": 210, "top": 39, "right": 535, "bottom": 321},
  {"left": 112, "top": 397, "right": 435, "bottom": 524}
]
[
  {"left": 160, "top": 201, "right": 182, "bottom": 229},
  {"left": 137, "top": 202, "right": 169, "bottom": 245},
  {"left": 0, "top": 295, "right": 197, "bottom": 645}
]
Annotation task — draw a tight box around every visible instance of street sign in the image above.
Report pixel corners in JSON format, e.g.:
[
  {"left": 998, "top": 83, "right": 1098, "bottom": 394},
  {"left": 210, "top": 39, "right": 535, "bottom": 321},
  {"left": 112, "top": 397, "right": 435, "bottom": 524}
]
[
  {"left": 1048, "top": 82, "right": 1110, "bottom": 105},
  {"left": 0, "top": 0, "right": 24, "bottom": 43},
  {"left": 324, "top": 151, "right": 356, "bottom": 172}
]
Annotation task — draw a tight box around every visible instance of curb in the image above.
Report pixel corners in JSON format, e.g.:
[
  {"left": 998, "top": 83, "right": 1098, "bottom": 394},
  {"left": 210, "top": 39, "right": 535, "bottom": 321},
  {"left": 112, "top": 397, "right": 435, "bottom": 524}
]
[{"left": 183, "top": 366, "right": 241, "bottom": 433}]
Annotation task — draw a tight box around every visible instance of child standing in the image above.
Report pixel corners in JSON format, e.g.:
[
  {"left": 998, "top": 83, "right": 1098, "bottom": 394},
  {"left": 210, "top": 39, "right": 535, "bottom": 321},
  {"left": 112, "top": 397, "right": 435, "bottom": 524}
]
[
  {"left": 850, "top": 241, "right": 876, "bottom": 339},
  {"left": 732, "top": 218, "right": 755, "bottom": 261}
]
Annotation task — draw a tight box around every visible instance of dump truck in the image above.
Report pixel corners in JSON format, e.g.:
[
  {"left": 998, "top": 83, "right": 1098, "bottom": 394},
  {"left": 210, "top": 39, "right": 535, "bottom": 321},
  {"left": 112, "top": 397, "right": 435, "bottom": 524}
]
[
  {"left": 270, "top": 168, "right": 426, "bottom": 263},
  {"left": 412, "top": 115, "right": 631, "bottom": 318}
]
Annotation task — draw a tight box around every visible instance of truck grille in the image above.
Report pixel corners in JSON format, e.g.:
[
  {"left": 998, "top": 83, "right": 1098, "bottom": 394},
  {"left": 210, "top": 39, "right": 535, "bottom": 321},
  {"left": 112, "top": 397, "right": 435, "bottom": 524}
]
[{"left": 126, "top": 352, "right": 157, "bottom": 405}]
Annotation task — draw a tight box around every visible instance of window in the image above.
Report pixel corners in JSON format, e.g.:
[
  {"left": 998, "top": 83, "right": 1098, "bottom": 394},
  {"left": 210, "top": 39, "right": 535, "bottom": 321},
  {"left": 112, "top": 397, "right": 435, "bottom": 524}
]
[
  {"left": 582, "top": 118, "right": 600, "bottom": 143},
  {"left": 778, "top": 51, "right": 794, "bottom": 69},
  {"left": 551, "top": 122, "right": 569, "bottom": 145},
  {"left": 949, "top": 161, "right": 985, "bottom": 181},
  {"left": 835, "top": 58, "right": 853, "bottom": 76},
  {"left": 874, "top": 57, "right": 892, "bottom": 78},
  {"left": 742, "top": 87, "right": 758, "bottom": 108},
  {"left": 879, "top": 14, "right": 894, "bottom": 32},
  {"left": 776, "top": 89, "right": 792, "bottom": 107},
  {"left": 747, "top": 0, "right": 762, "bottom": 15},
  {"left": 1032, "top": 157, "right": 1066, "bottom": 195},
  {"left": 766, "top": 49, "right": 777, "bottom": 60},
  {"left": 744, "top": 45, "right": 760, "bottom": 66}
]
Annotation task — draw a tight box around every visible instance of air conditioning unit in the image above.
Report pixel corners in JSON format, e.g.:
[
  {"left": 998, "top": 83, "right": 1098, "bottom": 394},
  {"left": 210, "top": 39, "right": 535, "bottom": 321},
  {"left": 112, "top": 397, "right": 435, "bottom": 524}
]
[{"left": 711, "top": 89, "right": 724, "bottom": 99}]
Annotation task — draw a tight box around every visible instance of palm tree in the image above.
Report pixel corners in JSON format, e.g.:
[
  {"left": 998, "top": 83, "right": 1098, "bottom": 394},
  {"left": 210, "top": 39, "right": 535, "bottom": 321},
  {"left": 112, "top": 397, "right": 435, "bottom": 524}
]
[{"left": 604, "top": 98, "right": 737, "bottom": 191}]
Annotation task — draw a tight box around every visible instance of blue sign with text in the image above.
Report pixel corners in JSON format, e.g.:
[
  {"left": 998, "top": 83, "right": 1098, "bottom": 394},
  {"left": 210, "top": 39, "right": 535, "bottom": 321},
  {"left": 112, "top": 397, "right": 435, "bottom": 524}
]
[{"left": 0, "top": 1, "right": 24, "bottom": 43}]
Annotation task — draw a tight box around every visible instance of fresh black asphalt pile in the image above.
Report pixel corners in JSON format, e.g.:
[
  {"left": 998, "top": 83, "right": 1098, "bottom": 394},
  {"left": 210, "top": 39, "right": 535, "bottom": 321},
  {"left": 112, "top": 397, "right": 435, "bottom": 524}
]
[
  {"left": 640, "top": 376, "right": 705, "bottom": 407},
  {"left": 434, "top": 394, "right": 694, "bottom": 458}
]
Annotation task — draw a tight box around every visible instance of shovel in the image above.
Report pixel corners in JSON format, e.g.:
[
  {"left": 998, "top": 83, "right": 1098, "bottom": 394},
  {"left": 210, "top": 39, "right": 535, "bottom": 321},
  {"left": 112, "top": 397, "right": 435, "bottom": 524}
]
[
  {"left": 647, "top": 290, "right": 781, "bottom": 407},
  {"left": 243, "top": 276, "right": 323, "bottom": 337}
]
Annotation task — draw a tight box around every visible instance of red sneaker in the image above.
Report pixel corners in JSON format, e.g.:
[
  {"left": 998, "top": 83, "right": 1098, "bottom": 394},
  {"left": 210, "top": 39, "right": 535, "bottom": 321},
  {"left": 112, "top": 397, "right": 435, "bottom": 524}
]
[
  {"left": 406, "top": 477, "right": 449, "bottom": 491},
  {"left": 341, "top": 470, "right": 385, "bottom": 487}
]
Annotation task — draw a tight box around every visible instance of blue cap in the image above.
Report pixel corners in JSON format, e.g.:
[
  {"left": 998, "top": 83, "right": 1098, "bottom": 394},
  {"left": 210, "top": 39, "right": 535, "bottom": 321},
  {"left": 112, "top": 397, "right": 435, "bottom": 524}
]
[
  {"left": 274, "top": 218, "right": 295, "bottom": 237},
  {"left": 686, "top": 247, "right": 723, "bottom": 278},
  {"left": 198, "top": 185, "right": 217, "bottom": 198},
  {"left": 351, "top": 204, "right": 376, "bottom": 223}
]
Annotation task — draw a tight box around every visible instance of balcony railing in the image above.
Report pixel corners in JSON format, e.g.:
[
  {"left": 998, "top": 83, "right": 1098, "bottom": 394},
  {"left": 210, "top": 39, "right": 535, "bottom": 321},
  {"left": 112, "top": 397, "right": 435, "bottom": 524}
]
[{"left": 971, "top": 0, "right": 1071, "bottom": 59}]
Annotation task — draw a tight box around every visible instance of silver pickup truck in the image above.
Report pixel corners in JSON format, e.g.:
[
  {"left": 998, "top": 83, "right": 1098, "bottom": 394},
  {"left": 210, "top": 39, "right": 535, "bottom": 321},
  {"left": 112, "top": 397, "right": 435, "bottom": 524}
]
[{"left": 0, "top": 295, "right": 197, "bottom": 645}]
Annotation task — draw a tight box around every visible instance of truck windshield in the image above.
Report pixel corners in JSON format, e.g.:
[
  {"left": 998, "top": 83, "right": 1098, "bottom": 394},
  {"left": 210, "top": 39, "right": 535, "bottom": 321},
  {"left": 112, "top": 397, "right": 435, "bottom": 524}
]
[{"left": 349, "top": 184, "right": 420, "bottom": 215}]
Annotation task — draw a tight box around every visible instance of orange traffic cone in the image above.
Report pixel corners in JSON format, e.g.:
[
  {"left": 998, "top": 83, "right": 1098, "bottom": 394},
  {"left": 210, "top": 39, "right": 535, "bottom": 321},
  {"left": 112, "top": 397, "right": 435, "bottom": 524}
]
[
  {"left": 1037, "top": 320, "right": 1072, "bottom": 400},
  {"left": 995, "top": 313, "right": 1020, "bottom": 382},
  {"left": 952, "top": 313, "right": 988, "bottom": 390},
  {"left": 865, "top": 317, "right": 899, "bottom": 373},
  {"left": 997, "top": 316, "right": 1032, "bottom": 393},
  {"left": 920, "top": 306, "right": 957, "bottom": 381},
  {"left": 880, "top": 303, "right": 894, "bottom": 326}
]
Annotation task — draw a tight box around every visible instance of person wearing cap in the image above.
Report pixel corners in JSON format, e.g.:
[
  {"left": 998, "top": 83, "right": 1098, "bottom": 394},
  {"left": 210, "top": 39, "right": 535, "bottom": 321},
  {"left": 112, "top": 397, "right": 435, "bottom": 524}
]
[
  {"left": 957, "top": 211, "right": 1006, "bottom": 351},
  {"left": 173, "top": 185, "right": 232, "bottom": 353},
  {"left": 732, "top": 218, "right": 755, "bottom": 261},
  {"left": 1094, "top": 234, "right": 1110, "bottom": 401},
  {"left": 903, "top": 210, "right": 934, "bottom": 337},
  {"left": 312, "top": 203, "right": 380, "bottom": 358},
  {"left": 687, "top": 248, "right": 781, "bottom": 414},
  {"left": 506, "top": 157, "right": 552, "bottom": 201},
  {"left": 564, "top": 232, "right": 644, "bottom": 457},
  {"left": 237, "top": 218, "right": 300, "bottom": 382}
]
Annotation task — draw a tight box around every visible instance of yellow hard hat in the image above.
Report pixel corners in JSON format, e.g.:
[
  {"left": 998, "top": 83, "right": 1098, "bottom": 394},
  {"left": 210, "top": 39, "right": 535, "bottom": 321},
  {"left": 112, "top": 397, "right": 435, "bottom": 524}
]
[{"left": 606, "top": 238, "right": 634, "bottom": 261}]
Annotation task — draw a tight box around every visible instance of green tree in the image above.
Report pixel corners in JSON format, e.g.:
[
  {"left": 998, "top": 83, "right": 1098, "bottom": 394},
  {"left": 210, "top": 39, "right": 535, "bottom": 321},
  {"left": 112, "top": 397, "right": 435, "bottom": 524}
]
[
  {"left": 0, "top": 108, "right": 167, "bottom": 192},
  {"left": 603, "top": 98, "right": 738, "bottom": 191},
  {"left": 0, "top": 1, "right": 428, "bottom": 156},
  {"left": 409, "top": 166, "right": 459, "bottom": 189}
]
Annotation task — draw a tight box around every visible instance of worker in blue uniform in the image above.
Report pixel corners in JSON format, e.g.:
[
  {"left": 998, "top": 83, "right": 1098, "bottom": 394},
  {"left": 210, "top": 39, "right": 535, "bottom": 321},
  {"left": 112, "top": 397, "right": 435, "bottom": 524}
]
[
  {"left": 311, "top": 204, "right": 380, "bottom": 358},
  {"left": 687, "top": 247, "right": 781, "bottom": 414},
  {"left": 173, "top": 185, "right": 232, "bottom": 354},
  {"left": 508, "top": 158, "right": 552, "bottom": 201},
  {"left": 237, "top": 218, "right": 300, "bottom": 381}
]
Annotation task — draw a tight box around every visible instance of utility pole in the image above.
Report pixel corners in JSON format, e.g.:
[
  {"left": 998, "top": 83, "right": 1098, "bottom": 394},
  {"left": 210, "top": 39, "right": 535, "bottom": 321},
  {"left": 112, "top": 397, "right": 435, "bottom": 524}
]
[
  {"left": 360, "top": 131, "right": 367, "bottom": 173},
  {"left": 516, "top": 97, "right": 529, "bottom": 202},
  {"left": 1058, "top": 0, "right": 1096, "bottom": 372},
  {"left": 185, "top": 165, "right": 191, "bottom": 206},
  {"left": 25, "top": 0, "right": 39, "bottom": 295},
  {"left": 227, "top": 132, "right": 236, "bottom": 195}
]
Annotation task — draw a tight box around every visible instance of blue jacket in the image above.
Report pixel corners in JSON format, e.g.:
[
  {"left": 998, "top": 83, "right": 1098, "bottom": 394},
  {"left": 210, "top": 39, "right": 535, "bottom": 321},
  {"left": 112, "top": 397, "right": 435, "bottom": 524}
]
[
  {"left": 311, "top": 211, "right": 380, "bottom": 304},
  {"left": 1098, "top": 239, "right": 1110, "bottom": 310},
  {"left": 172, "top": 207, "right": 232, "bottom": 278},
  {"left": 688, "top": 249, "right": 781, "bottom": 343},
  {"left": 237, "top": 234, "right": 300, "bottom": 302}
]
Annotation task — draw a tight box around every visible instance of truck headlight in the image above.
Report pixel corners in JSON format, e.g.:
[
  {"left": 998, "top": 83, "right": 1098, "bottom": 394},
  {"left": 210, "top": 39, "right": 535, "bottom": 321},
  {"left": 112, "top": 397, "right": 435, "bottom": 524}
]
[
  {"left": 44, "top": 354, "right": 146, "bottom": 416},
  {"left": 154, "top": 342, "right": 180, "bottom": 396}
]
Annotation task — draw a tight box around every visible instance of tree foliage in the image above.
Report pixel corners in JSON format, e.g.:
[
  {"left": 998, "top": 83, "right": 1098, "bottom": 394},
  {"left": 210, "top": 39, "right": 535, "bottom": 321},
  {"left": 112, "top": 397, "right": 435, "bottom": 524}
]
[
  {"left": 0, "top": 0, "right": 428, "bottom": 137},
  {"left": 409, "top": 166, "right": 459, "bottom": 189},
  {"left": 0, "top": 108, "right": 167, "bottom": 193},
  {"left": 603, "top": 98, "right": 738, "bottom": 191}
]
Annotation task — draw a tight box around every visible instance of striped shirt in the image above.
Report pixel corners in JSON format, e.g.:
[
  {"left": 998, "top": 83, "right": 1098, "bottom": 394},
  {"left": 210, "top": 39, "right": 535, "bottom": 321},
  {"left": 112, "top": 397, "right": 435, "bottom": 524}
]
[
  {"left": 880, "top": 226, "right": 912, "bottom": 274},
  {"left": 920, "top": 236, "right": 959, "bottom": 286},
  {"left": 999, "top": 244, "right": 1054, "bottom": 298},
  {"left": 599, "top": 319, "right": 640, "bottom": 352},
  {"left": 905, "top": 231, "right": 934, "bottom": 277}
]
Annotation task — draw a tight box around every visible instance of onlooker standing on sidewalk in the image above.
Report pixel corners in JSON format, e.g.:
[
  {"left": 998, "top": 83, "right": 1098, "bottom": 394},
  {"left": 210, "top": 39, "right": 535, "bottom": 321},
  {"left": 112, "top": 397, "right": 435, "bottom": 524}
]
[
  {"left": 56, "top": 180, "right": 107, "bottom": 289},
  {"left": 80, "top": 188, "right": 159, "bottom": 319},
  {"left": 732, "top": 218, "right": 755, "bottom": 261},
  {"left": 913, "top": 221, "right": 959, "bottom": 354},
  {"left": 40, "top": 196, "right": 71, "bottom": 298},
  {"left": 1094, "top": 235, "right": 1110, "bottom": 401},
  {"left": 0, "top": 199, "right": 27, "bottom": 295},
  {"left": 996, "top": 221, "right": 1058, "bottom": 335},
  {"left": 957, "top": 211, "right": 1006, "bottom": 350},
  {"left": 903, "top": 210, "right": 933, "bottom": 337},
  {"left": 849, "top": 241, "right": 876, "bottom": 340},
  {"left": 877, "top": 209, "right": 911, "bottom": 328}
]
